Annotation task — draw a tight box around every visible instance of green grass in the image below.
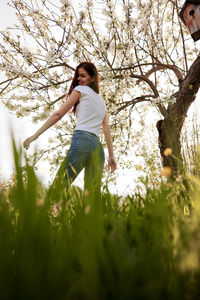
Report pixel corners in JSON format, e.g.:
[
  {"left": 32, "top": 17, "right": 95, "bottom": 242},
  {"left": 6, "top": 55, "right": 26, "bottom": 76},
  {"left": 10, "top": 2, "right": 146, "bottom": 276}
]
[{"left": 1, "top": 142, "right": 200, "bottom": 299}]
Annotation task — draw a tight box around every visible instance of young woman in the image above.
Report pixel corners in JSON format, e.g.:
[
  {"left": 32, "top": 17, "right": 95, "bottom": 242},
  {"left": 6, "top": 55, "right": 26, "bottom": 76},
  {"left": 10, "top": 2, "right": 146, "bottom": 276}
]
[{"left": 23, "top": 62, "right": 117, "bottom": 191}]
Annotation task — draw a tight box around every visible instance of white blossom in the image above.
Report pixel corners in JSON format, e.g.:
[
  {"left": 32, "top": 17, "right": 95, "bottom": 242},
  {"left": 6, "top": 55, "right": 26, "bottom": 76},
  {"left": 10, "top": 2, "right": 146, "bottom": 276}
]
[{"left": 45, "top": 51, "right": 55, "bottom": 63}]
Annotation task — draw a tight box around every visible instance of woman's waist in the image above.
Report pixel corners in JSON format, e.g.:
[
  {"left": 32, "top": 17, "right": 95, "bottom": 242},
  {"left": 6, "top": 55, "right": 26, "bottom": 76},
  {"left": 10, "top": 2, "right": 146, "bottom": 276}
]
[
  {"left": 74, "top": 123, "right": 101, "bottom": 137},
  {"left": 74, "top": 129, "right": 99, "bottom": 139}
]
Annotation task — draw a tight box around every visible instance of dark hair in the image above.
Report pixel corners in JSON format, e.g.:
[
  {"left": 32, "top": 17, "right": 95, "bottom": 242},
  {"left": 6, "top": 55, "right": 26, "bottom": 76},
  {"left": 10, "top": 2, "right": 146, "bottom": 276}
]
[{"left": 68, "top": 62, "right": 100, "bottom": 113}]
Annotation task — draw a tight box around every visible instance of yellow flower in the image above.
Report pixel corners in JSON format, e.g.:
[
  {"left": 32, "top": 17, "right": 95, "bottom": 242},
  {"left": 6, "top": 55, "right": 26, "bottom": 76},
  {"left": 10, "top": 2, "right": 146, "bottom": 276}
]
[
  {"left": 136, "top": 165, "right": 142, "bottom": 170},
  {"left": 37, "top": 198, "right": 44, "bottom": 207},
  {"left": 163, "top": 148, "right": 172, "bottom": 156},
  {"left": 161, "top": 166, "right": 172, "bottom": 178}
]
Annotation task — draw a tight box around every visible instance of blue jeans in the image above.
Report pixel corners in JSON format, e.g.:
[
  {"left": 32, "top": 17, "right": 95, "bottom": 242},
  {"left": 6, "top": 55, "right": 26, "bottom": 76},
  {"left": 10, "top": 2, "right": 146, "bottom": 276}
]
[{"left": 57, "top": 130, "right": 105, "bottom": 191}]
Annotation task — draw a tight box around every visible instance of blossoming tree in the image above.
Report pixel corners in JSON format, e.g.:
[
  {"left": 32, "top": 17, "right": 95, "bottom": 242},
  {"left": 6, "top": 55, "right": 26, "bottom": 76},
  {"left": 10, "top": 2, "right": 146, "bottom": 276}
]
[{"left": 0, "top": 0, "right": 199, "bottom": 177}]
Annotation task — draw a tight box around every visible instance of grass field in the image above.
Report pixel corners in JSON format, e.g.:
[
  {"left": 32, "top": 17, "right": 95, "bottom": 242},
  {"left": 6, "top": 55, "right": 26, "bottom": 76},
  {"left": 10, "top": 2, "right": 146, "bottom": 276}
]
[{"left": 0, "top": 143, "right": 200, "bottom": 299}]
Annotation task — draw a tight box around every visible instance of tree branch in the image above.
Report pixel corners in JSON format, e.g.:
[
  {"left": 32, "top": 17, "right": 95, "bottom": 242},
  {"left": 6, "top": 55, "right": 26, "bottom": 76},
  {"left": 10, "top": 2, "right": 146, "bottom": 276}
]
[
  {"left": 116, "top": 95, "right": 153, "bottom": 113},
  {"left": 177, "top": 55, "right": 200, "bottom": 120},
  {"left": 0, "top": 63, "right": 74, "bottom": 88},
  {"left": 130, "top": 73, "right": 159, "bottom": 97},
  {"left": 135, "top": 64, "right": 183, "bottom": 85}
]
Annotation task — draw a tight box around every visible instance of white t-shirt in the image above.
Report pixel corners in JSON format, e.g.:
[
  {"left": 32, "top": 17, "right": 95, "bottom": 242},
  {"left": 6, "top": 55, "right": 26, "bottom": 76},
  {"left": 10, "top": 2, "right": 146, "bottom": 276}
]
[{"left": 74, "top": 85, "right": 106, "bottom": 137}]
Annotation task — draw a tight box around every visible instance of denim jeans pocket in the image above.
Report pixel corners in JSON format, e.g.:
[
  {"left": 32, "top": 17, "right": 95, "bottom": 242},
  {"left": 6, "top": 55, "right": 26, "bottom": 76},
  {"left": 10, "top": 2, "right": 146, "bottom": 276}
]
[{"left": 71, "top": 131, "right": 90, "bottom": 153}]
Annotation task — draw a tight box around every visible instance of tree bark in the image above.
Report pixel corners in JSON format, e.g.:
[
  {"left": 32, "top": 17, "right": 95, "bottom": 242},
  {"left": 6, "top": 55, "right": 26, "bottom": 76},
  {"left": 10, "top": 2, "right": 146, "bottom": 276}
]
[{"left": 157, "top": 56, "right": 200, "bottom": 178}]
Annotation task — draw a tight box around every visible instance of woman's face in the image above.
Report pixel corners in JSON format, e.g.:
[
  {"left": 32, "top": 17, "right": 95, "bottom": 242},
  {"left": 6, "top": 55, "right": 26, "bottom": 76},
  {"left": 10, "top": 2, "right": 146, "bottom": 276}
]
[{"left": 77, "top": 67, "right": 94, "bottom": 86}]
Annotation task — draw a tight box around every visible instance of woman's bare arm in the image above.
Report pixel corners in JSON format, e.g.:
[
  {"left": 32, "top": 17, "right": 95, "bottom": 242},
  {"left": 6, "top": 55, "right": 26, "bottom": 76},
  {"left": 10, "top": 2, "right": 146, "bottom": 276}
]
[
  {"left": 23, "top": 91, "right": 80, "bottom": 149},
  {"left": 102, "top": 111, "right": 117, "bottom": 172}
]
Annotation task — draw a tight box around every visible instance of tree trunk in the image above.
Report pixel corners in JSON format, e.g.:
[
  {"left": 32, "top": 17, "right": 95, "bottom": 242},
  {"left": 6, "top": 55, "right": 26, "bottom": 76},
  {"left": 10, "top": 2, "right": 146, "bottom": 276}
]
[
  {"left": 157, "top": 113, "right": 183, "bottom": 178},
  {"left": 156, "top": 56, "right": 200, "bottom": 178}
]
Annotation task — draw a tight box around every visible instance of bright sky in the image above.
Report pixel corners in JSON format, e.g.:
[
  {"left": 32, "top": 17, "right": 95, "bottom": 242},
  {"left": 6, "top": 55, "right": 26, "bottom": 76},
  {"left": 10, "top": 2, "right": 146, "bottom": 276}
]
[
  {"left": 0, "top": 1, "right": 66, "bottom": 185},
  {"left": 0, "top": 1, "right": 141, "bottom": 194},
  {"left": 0, "top": 1, "right": 18, "bottom": 181}
]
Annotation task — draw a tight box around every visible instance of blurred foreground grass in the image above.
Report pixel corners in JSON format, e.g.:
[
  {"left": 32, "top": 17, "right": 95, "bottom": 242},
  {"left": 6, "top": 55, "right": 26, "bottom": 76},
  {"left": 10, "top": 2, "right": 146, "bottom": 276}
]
[{"left": 0, "top": 142, "right": 200, "bottom": 299}]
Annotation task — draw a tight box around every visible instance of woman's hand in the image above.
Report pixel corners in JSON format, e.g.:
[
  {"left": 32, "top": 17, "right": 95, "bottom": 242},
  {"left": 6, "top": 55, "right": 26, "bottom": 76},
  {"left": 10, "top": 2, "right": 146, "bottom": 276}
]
[
  {"left": 108, "top": 156, "right": 117, "bottom": 172},
  {"left": 23, "top": 135, "right": 36, "bottom": 149}
]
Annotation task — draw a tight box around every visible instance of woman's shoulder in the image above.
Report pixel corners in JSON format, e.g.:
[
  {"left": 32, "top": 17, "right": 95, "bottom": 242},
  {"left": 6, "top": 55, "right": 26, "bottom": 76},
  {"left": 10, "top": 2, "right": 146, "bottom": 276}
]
[
  {"left": 74, "top": 85, "right": 90, "bottom": 91},
  {"left": 74, "top": 85, "right": 98, "bottom": 96},
  {"left": 73, "top": 85, "right": 88, "bottom": 96}
]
